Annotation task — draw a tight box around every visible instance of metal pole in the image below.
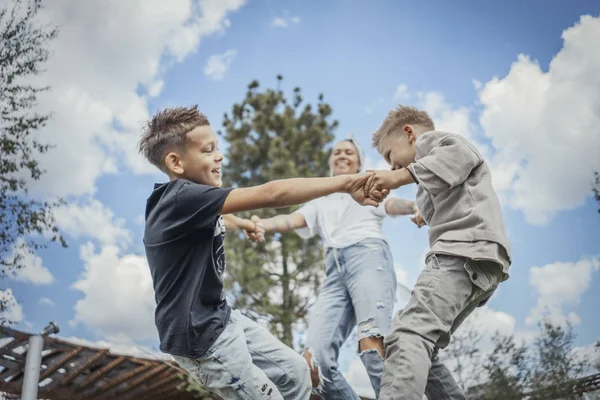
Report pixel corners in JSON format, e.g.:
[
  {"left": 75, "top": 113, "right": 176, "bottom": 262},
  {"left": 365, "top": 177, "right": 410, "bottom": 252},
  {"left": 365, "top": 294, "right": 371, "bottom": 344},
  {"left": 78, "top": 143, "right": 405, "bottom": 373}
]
[
  {"left": 21, "top": 322, "right": 59, "bottom": 400},
  {"left": 21, "top": 335, "right": 43, "bottom": 400}
]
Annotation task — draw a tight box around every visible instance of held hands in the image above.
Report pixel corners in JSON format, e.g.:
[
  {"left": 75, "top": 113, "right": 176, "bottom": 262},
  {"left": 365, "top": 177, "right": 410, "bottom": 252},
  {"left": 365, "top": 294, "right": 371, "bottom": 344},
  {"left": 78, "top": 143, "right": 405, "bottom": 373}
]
[
  {"left": 363, "top": 170, "right": 401, "bottom": 200},
  {"left": 243, "top": 215, "right": 265, "bottom": 242},
  {"left": 347, "top": 172, "right": 390, "bottom": 207}
]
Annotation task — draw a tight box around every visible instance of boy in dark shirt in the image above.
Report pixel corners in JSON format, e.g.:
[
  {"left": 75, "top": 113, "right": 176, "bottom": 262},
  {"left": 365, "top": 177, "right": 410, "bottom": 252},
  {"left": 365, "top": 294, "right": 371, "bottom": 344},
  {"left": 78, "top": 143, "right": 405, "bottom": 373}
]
[{"left": 138, "top": 105, "right": 383, "bottom": 400}]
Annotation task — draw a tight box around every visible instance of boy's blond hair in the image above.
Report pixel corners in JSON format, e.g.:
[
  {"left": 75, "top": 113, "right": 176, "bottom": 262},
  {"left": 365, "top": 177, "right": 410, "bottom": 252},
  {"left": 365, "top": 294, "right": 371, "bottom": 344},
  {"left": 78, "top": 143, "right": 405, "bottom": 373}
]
[
  {"left": 372, "top": 105, "right": 435, "bottom": 148},
  {"left": 138, "top": 105, "right": 210, "bottom": 173}
]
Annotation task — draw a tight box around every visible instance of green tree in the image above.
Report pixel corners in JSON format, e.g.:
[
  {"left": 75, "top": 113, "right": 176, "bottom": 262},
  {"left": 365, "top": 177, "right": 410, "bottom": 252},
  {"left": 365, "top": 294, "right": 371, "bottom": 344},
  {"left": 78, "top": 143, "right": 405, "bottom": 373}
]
[
  {"left": 473, "top": 321, "right": 593, "bottom": 400},
  {"left": 219, "top": 76, "right": 337, "bottom": 346},
  {"left": 0, "top": 0, "right": 65, "bottom": 326},
  {"left": 527, "top": 321, "right": 590, "bottom": 399},
  {"left": 177, "top": 374, "right": 220, "bottom": 399},
  {"left": 594, "top": 171, "right": 600, "bottom": 215},
  {"left": 480, "top": 333, "right": 530, "bottom": 400},
  {"left": 441, "top": 323, "right": 485, "bottom": 393},
  {"left": 594, "top": 341, "right": 600, "bottom": 372}
]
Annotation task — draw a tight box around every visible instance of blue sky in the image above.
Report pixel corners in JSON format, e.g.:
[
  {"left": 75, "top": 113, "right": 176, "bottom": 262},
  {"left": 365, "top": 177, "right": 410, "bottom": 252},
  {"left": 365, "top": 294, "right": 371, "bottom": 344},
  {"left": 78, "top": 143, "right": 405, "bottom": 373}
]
[{"left": 3, "top": 0, "right": 600, "bottom": 396}]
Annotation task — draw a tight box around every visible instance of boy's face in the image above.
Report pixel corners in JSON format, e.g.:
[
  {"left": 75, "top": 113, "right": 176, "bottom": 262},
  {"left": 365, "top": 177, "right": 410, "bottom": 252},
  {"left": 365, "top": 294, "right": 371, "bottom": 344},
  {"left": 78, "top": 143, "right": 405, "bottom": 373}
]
[
  {"left": 331, "top": 141, "right": 360, "bottom": 176},
  {"left": 377, "top": 126, "right": 417, "bottom": 170},
  {"left": 169, "top": 125, "right": 224, "bottom": 187}
]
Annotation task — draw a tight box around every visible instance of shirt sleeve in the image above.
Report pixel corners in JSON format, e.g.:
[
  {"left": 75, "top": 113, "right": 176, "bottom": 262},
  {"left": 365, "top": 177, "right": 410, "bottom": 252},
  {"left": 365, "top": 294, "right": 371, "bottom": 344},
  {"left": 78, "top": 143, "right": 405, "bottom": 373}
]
[
  {"left": 410, "top": 135, "right": 483, "bottom": 197},
  {"left": 175, "top": 181, "right": 234, "bottom": 231},
  {"left": 294, "top": 200, "right": 320, "bottom": 239}
]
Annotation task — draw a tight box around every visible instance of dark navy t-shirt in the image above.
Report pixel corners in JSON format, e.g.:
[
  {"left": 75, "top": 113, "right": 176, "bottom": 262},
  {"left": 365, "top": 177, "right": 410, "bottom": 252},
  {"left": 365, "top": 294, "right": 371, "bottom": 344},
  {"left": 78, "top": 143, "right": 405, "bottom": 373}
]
[{"left": 143, "top": 179, "right": 233, "bottom": 358}]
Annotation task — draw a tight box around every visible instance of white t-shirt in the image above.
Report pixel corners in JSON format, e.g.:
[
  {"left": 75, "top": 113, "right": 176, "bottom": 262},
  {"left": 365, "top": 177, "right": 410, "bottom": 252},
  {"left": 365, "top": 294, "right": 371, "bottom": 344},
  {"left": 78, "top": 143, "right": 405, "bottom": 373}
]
[{"left": 295, "top": 193, "right": 390, "bottom": 249}]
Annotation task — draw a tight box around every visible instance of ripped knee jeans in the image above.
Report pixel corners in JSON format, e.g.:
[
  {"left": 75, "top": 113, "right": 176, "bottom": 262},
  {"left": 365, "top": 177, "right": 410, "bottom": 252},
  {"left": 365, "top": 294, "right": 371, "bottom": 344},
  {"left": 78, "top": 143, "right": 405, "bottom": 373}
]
[{"left": 304, "top": 238, "right": 396, "bottom": 399}]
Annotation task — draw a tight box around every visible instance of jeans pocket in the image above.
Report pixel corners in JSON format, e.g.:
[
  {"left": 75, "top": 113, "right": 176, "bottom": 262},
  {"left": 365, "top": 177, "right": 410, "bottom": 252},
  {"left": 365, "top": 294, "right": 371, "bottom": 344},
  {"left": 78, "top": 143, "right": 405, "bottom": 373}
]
[
  {"left": 463, "top": 260, "right": 498, "bottom": 292},
  {"left": 426, "top": 254, "right": 440, "bottom": 270},
  {"left": 175, "top": 356, "right": 209, "bottom": 387}
]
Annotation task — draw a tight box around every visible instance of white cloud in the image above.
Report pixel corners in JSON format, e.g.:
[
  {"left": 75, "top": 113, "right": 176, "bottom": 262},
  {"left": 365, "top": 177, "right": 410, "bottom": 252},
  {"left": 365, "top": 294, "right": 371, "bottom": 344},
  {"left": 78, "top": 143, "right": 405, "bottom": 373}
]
[
  {"left": 0, "top": 289, "right": 24, "bottom": 324},
  {"left": 8, "top": 239, "right": 54, "bottom": 285},
  {"left": 61, "top": 336, "right": 170, "bottom": 361},
  {"left": 439, "top": 305, "right": 516, "bottom": 390},
  {"left": 203, "top": 49, "right": 237, "bottom": 80},
  {"left": 39, "top": 297, "right": 56, "bottom": 307},
  {"left": 135, "top": 214, "right": 145, "bottom": 225},
  {"left": 271, "top": 12, "right": 301, "bottom": 28},
  {"left": 418, "top": 91, "right": 476, "bottom": 142},
  {"left": 477, "top": 15, "right": 600, "bottom": 225},
  {"left": 271, "top": 17, "right": 287, "bottom": 28},
  {"left": 53, "top": 199, "right": 132, "bottom": 249},
  {"left": 70, "top": 243, "right": 157, "bottom": 342},
  {"left": 147, "top": 79, "right": 165, "bottom": 97},
  {"left": 394, "top": 84, "right": 409, "bottom": 100},
  {"left": 526, "top": 257, "right": 599, "bottom": 326},
  {"left": 24, "top": 0, "right": 246, "bottom": 198},
  {"left": 459, "top": 305, "right": 516, "bottom": 350}
]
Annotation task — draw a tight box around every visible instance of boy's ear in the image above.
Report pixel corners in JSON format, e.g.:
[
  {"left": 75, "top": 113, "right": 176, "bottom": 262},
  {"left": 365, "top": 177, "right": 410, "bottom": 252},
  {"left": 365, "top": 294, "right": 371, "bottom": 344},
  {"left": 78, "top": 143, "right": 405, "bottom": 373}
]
[
  {"left": 404, "top": 124, "right": 416, "bottom": 144},
  {"left": 165, "top": 152, "right": 184, "bottom": 175}
]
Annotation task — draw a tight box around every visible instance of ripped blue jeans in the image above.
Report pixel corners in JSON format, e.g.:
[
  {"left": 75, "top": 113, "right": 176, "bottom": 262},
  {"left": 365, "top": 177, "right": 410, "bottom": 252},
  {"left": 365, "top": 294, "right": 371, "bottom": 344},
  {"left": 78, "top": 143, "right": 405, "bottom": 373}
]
[
  {"left": 173, "top": 309, "right": 311, "bottom": 400},
  {"left": 305, "top": 238, "right": 396, "bottom": 399}
]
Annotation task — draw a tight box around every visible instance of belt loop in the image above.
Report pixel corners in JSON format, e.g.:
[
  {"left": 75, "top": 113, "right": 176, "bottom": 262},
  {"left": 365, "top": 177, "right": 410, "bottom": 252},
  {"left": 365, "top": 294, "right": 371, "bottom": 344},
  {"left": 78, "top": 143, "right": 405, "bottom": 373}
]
[{"left": 333, "top": 248, "right": 342, "bottom": 274}]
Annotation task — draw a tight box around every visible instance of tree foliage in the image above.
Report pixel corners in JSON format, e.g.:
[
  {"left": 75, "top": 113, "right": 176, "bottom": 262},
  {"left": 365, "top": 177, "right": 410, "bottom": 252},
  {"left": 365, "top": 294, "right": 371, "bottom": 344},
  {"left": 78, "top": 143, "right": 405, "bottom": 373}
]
[
  {"left": 219, "top": 76, "right": 337, "bottom": 346},
  {"left": 442, "top": 323, "right": 485, "bottom": 392},
  {"left": 527, "top": 322, "right": 591, "bottom": 399},
  {"left": 594, "top": 171, "right": 600, "bottom": 215},
  {"left": 480, "top": 333, "right": 531, "bottom": 400},
  {"left": 0, "top": 0, "right": 64, "bottom": 325},
  {"left": 444, "top": 320, "right": 597, "bottom": 399}
]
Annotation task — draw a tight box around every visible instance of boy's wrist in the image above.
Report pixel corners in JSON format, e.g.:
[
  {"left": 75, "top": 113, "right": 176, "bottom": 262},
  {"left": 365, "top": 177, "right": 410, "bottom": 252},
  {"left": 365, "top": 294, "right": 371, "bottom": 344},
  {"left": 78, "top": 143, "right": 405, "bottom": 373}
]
[{"left": 392, "top": 168, "right": 414, "bottom": 188}]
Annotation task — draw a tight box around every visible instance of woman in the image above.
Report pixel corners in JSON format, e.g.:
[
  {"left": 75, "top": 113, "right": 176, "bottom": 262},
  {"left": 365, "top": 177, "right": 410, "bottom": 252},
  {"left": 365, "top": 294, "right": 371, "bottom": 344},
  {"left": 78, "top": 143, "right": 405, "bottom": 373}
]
[{"left": 253, "top": 137, "right": 417, "bottom": 399}]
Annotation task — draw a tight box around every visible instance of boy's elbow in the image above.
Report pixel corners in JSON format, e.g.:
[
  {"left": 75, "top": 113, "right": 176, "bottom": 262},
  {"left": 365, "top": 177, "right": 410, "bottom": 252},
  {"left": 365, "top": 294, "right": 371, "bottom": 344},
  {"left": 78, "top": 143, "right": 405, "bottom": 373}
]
[{"left": 261, "top": 181, "right": 289, "bottom": 208}]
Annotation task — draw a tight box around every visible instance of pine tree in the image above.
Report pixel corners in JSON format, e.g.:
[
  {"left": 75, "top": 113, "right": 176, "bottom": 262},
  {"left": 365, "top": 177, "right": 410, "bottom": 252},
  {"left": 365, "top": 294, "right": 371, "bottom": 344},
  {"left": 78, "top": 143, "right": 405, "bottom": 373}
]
[
  {"left": 0, "top": 0, "right": 65, "bottom": 326},
  {"left": 219, "top": 75, "right": 337, "bottom": 346},
  {"left": 593, "top": 171, "right": 600, "bottom": 215},
  {"left": 480, "top": 333, "right": 530, "bottom": 400},
  {"left": 441, "top": 323, "right": 485, "bottom": 392},
  {"left": 528, "top": 322, "right": 590, "bottom": 399}
]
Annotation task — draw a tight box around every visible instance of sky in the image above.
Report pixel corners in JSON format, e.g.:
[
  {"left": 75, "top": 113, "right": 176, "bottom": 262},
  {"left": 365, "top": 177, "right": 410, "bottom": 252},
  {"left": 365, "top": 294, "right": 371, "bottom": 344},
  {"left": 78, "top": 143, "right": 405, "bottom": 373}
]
[{"left": 2, "top": 0, "right": 600, "bottom": 397}]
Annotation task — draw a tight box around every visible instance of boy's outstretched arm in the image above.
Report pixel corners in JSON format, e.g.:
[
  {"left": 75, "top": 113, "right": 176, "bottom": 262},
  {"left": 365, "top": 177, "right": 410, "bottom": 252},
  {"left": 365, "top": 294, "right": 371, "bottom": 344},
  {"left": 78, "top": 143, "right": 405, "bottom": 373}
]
[
  {"left": 219, "top": 173, "right": 379, "bottom": 215},
  {"left": 365, "top": 168, "right": 416, "bottom": 194},
  {"left": 222, "top": 214, "right": 254, "bottom": 231}
]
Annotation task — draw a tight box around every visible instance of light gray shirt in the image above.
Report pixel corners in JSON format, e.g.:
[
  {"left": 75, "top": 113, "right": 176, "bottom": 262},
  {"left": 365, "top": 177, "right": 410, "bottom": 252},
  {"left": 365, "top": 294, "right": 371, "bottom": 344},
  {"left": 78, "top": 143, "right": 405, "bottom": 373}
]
[{"left": 408, "top": 131, "right": 511, "bottom": 277}]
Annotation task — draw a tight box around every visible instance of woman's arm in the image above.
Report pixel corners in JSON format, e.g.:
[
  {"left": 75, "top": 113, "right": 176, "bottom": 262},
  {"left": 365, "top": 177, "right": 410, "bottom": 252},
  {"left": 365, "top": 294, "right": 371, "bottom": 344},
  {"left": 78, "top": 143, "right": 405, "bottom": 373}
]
[
  {"left": 384, "top": 197, "right": 417, "bottom": 216},
  {"left": 253, "top": 213, "right": 307, "bottom": 234}
]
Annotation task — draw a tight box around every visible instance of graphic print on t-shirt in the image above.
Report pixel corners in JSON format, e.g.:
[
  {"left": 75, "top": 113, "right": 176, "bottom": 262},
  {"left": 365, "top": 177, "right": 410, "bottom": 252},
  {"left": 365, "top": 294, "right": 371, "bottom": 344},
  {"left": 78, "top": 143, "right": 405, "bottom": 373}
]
[{"left": 213, "top": 216, "right": 227, "bottom": 300}]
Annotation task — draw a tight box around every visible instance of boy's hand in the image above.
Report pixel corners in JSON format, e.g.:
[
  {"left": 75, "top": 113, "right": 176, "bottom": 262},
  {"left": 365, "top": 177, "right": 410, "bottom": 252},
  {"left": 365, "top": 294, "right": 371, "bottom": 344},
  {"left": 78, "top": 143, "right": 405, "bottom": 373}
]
[
  {"left": 410, "top": 207, "right": 426, "bottom": 228},
  {"left": 244, "top": 215, "right": 265, "bottom": 242},
  {"left": 364, "top": 170, "right": 401, "bottom": 198},
  {"left": 347, "top": 172, "right": 386, "bottom": 207}
]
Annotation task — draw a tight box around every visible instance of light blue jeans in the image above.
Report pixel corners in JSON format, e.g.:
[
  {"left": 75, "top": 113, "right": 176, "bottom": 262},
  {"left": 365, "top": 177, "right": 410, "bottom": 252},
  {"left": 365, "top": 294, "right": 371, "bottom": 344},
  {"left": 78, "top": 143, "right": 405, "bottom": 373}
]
[
  {"left": 173, "top": 309, "right": 311, "bottom": 400},
  {"left": 305, "top": 238, "right": 396, "bottom": 399}
]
